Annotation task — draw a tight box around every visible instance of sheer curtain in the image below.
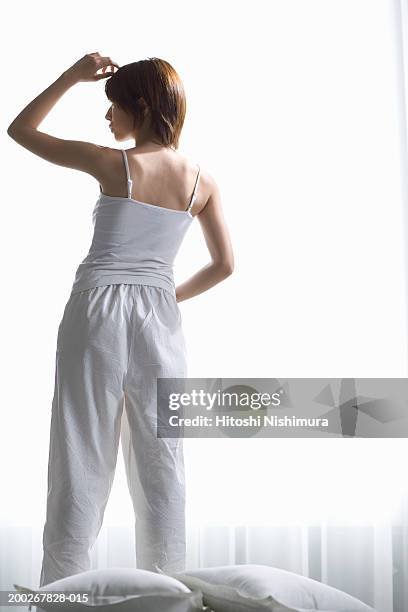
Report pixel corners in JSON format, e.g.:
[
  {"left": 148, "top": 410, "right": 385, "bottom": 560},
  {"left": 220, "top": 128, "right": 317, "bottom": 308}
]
[
  {"left": 4, "top": 440, "right": 407, "bottom": 611},
  {"left": 2, "top": 2, "right": 408, "bottom": 612}
]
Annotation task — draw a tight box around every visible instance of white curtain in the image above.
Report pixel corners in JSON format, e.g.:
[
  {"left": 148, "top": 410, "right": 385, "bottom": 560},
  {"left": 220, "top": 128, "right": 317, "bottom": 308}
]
[
  {"left": 2, "top": 439, "right": 407, "bottom": 612},
  {"left": 2, "top": 2, "right": 408, "bottom": 612}
]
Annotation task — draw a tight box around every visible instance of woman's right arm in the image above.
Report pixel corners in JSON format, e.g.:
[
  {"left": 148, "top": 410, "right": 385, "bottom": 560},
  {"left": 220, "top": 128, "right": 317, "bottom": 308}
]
[{"left": 176, "top": 173, "right": 234, "bottom": 302}]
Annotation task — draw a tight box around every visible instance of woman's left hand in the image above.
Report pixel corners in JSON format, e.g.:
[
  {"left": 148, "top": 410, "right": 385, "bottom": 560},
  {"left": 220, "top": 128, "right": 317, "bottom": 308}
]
[{"left": 65, "top": 52, "right": 120, "bottom": 83}]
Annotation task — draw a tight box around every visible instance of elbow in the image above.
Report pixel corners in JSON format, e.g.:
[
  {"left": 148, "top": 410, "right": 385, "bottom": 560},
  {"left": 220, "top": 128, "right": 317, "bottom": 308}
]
[
  {"left": 7, "top": 121, "right": 23, "bottom": 138},
  {"left": 219, "top": 260, "right": 234, "bottom": 278},
  {"left": 7, "top": 124, "right": 17, "bottom": 139}
]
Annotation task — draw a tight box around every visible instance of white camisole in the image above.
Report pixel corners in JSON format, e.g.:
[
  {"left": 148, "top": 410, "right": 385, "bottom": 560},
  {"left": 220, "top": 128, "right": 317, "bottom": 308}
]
[{"left": 70, "top": 149, "right": 200, "bottom": 297}]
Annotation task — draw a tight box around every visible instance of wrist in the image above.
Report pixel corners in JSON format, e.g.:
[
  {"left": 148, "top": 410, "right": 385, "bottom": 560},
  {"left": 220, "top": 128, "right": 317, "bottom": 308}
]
[{"left": 60, "top": 68, "right": 79, "bottom": 88}]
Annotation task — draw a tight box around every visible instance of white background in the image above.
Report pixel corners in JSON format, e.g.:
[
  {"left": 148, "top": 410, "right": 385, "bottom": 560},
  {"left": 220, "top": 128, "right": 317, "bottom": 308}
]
[{"left": 1, "top": 0, "right": 408, "bottom": 609}]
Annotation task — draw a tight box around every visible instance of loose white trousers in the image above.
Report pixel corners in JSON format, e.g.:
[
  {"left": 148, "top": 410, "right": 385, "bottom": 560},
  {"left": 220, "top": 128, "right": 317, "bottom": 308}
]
[{"left": 39, "top": 284, "right": 187, "bottom": 587}]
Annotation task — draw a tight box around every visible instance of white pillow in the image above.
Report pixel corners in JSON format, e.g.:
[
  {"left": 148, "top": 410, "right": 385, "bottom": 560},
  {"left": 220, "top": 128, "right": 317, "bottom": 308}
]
[
  {"left": 13, "top": 567, "right": 209, "bottom": 612},
  {"left": 159, "top": 564, "right": 377, "bottom": 612}
]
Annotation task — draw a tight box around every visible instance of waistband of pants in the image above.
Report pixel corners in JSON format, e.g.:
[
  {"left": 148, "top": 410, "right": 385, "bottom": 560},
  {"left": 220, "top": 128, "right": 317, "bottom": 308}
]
[{"left": 70, "top": 275, "right": 176, "bottom": 297}]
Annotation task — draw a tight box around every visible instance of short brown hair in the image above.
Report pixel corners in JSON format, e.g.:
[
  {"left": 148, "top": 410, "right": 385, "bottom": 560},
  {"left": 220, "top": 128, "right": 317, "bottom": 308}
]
[{"left": 105, "top": 58, "right": 186, "bottom": 150}]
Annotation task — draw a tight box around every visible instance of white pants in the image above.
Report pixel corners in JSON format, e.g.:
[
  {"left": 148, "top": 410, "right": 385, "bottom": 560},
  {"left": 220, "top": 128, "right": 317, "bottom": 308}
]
[{"left": 39, "top": 284, "right": 188, "bottom": 587}]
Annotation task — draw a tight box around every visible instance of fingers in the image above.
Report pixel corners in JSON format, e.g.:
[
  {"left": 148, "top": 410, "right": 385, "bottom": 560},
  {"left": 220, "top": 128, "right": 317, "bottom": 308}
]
[
  {"left": 87, "top": 51, "right": 120, "bottom": 69},
  {"left": 100, "top": 56, "right": 120, "bottom": 69},
  {"left": 94, "top": 72, "right": 115, "bottom": 81},
  {"left": 102, "top": 64, "right": 116, "bottom": 74},
  {"left": 85, "top": 52, "right": 120, "bottom": 80}
]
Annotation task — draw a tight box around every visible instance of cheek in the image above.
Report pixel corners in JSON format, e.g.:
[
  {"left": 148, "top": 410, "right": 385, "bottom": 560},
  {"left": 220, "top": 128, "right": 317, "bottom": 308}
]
[
  {"left": 120, "top": 110, "right": 134, "bottom": 126},
  {"left": 113, "top": 111, "right": 127, "bottom": 126}
]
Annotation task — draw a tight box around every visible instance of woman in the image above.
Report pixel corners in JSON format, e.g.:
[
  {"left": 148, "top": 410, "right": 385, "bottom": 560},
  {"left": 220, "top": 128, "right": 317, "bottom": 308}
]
[{"left": 7, "top": 52, "right": 234, "bottom": 586}]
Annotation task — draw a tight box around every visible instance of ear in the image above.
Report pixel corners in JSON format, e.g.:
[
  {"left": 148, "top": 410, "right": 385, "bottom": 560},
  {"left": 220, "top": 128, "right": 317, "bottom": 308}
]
[{"left": 137, "top": 97, "right": 149, "bottom": 116}]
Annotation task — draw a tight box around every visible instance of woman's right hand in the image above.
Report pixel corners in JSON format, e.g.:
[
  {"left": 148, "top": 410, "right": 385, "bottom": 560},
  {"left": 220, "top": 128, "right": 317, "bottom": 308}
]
[{"left": 65, "top": 52, "right": 120, "bottom": 83}]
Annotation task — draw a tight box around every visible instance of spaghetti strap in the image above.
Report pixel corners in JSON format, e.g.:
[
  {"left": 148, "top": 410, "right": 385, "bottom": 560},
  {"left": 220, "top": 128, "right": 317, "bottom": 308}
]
[
  {"left": 186, "top": 165, "right": 201, "bottom": 212},
  {"left": 121, "top": 149, "right": 133, "bottom": 199}
]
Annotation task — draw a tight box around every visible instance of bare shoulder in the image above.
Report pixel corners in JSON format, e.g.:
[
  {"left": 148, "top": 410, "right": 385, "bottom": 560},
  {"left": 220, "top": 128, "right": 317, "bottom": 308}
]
[
  {"left": 98, "top": 147, "right": 221, "bottom": 216},
  {"left": 100, "top": 146, "right": 123, "bottom": 163},
  {"left": 93, "top": 144, "right": 120, "bottom": 167},
  {"left": 96, "top": 146, "right": 126, "bottom": 180},
  {"left": 164, "top": 150, "right": 221, "bottom": 217},
  {"left": 194, "top": 167, "right": 222, "bottom": 217}
]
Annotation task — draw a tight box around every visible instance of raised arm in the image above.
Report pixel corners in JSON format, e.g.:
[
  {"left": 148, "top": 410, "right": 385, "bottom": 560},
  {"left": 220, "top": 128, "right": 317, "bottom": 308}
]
[
  {"left": 176, "top": 173, "right": 234, "bottom": 302},
  {"left": 6, "top": 52, "right": 118, "bottom": 176}
]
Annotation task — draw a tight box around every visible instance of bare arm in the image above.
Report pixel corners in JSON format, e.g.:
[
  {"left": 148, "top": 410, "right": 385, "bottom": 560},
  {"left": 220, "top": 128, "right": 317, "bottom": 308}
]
[
  {"left": 6, "top": 52, "right": 118, "bottom": 174},
  {"left": 176, "top": 175, "right": 234, "bottom": 302}
]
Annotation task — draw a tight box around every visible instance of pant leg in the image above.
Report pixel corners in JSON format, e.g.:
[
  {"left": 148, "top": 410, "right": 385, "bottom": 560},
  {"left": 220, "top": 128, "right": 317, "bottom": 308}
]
[
  {"left": 39, "top": 285, "right": 131, "bottom": 587},
  {"left": 120, "top": 285, "right": 188, "bottom": 573}
]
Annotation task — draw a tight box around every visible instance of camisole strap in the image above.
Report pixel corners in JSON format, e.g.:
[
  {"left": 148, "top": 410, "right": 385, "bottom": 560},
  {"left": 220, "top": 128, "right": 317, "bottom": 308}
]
[
  {"left": 121, "top": 149, "right": 133, "bottom": 199},
  {"left": 186, "top": 165, "right": 201, "bottom": 212}
]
